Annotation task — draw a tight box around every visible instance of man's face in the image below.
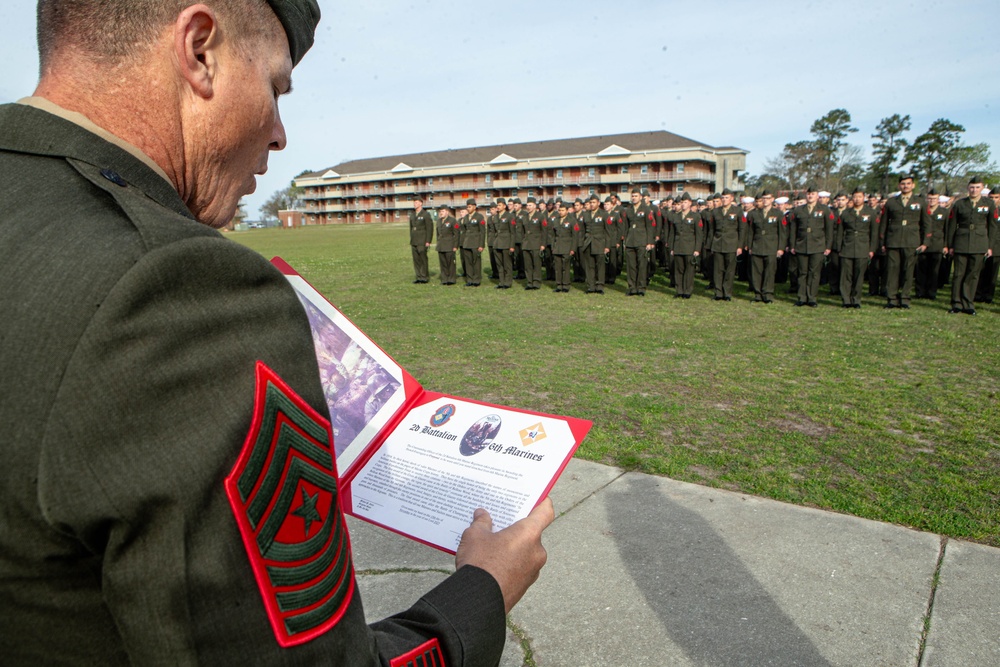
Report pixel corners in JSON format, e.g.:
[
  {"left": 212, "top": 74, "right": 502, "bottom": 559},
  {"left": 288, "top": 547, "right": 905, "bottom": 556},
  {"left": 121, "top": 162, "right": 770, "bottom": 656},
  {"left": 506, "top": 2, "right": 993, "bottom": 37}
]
[
  {"left": 466, "top": 204, "right": 476, "bottom": 215},
  {"left": 526, "top": 202, "right": 536, "bottom": 213},
  {"left": 852, "top": 192, "right": 865, "bottom": 208},
  {"left": 899, "top": 178, "right": 914, "bottom": 195},
  {"left": 497, "top": 201, "right": 506, "bottom": 212},
  {"left": 806, "top": 191, "right": 819, "bottom": 205},
  {"left": 630, "top": 192, "right": 641, "bottom": 205},
  {"left": 835, "top": 195, "right": 847, "bottom": 208},
  {"left": 604, "top": 201, "right": 612, "bottom": 211},
  {"left": 968, "top": 182, "right": 983, "bottom": 198},
  {"left": 680, "top": 199, "right": 691, "bottom": 212},
  {"left": 721, "top": 194, "right": 733, "bottom": 207},
  {"left": 191, "top": 25, "right": 292, "bottom": 227},
  {"left": 440, "top": 207, "right": 449, "bottom": 217},
  {"left": 574, "top": 202, "right": 583, "bottom": 213},
  {"left": 558, "top": 205, "right": 568, "bottom": 217},
  {"left": 414, "top": 199, "right": 423, "bottom": 212},
  {"left": 762, "top": 195, "right": 774, "bottom": 209},
  {"left": 513, "top": 202, "right": 522, "bottom": 211},
  {"left": 990, "top": 193, "right": 1000, "bottom": 207}
]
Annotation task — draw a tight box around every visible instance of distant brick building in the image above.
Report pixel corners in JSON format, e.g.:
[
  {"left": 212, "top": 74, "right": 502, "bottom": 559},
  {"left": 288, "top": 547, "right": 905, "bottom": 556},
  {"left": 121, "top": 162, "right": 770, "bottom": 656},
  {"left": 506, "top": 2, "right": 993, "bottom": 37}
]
[
  {"left": 295, "top": 131, "right": 747, "bottom": 225},
  {"left": 278, "top": 209, "right": 304, "bottom": 229}
]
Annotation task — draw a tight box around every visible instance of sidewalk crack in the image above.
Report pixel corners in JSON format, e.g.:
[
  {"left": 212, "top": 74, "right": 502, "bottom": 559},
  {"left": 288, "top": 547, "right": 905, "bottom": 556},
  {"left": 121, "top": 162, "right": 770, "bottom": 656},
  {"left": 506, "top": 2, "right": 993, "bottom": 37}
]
[
  {"left": 507, "top": 615, "right": 537, "bottom": 667},
  {"left": 916, "top": 535, "right": 947, "bottom": 666},
  {"left": 554, "top": 469, "right": 629, "bottom": 520}
]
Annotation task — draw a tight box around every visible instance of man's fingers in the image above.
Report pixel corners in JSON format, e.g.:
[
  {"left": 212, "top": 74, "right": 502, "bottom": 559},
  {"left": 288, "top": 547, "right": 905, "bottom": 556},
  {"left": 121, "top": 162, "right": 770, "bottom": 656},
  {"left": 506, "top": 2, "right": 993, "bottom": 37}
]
[
  {"left": 523, "top": 497, "right": 555, "bottom": 531},
  {"left": 470, "top": 507, "right": 493, "bottom": 532}
]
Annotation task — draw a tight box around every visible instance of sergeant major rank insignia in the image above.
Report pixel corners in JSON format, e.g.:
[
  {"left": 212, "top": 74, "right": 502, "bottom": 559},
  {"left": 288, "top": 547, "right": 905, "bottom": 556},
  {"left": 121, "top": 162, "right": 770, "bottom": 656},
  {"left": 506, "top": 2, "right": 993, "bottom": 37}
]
[{"left": 226, "top": 362, "right": 354, "bottom": 647}]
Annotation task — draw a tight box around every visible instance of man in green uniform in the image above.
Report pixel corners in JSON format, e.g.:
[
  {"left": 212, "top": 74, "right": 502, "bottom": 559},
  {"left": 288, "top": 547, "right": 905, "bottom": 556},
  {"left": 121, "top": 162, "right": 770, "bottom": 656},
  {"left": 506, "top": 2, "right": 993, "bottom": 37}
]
[
  {"left": 521, "top": 197, "right": 545, "bottom": 289},
  {"left": 945, "top": 177, "right": 998, "bottom": 314},
  {"left": 409, "top": 194, "right": 434, "bottom": 283},
  {"left": 879, "top": 174, "right": 930, "bottom": 309},
  {"left": 582, "top": 194, "right": 610, "bottom": 293},
  {"left": 493, "top": 197, "right": 516, "bottom": 289},
  {"left": 746, "top": 191, "right": 787, "bottom": 303},
  {"left": 788, "top": 187, "right": 834, "bottom": 307},
  {"left": 512, "top": 197, "right": 527, "bottom": 279},
  {"left": 0, "top": 2, "right": 554, "bottom": 665},
  {"left": 550, "top": 201, "right": 576, "bottom": 292},
  {"left": 707, "top": 188, "right": 747, "bottom": 301},
  {"left": 975, "top": 187, "right": 1000, "bottom": 302},
  {"left": 486, "top": 202, "right": 499, "bottom": 280},
  {"left": 668, "top": 193, "right": 704, "bottom": 299},
  {"left": 836, "top": 188, "right": 880, "bottom": 308},
  {"left": 462, "top": 198, "right": 487, "bottom": 286},
  {"left": 915, "top": 191, "right": 948, "bottom": 300},
  {"left": 436, "top": 204, "right": 460, "bottom": 285},
  {"left": 623, "top": 188, "right": 656, "bottom": 296},
  {"left": 606, "top": 195, "right": 624, "bottom": 283}
]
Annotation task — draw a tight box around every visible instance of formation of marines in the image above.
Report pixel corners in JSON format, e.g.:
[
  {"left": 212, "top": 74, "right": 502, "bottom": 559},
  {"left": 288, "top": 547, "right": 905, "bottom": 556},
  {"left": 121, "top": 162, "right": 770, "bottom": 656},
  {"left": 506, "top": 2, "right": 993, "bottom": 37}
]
[{"left": 409, "top": 175, "right": 999, "bottom": 313}]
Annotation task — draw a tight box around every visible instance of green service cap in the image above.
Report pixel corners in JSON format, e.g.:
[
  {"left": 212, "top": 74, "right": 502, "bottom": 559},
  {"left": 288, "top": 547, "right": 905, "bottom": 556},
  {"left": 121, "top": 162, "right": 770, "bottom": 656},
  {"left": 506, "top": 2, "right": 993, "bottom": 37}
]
[{"left": 266, "top": 0, "right": 322, "bottom": 66}]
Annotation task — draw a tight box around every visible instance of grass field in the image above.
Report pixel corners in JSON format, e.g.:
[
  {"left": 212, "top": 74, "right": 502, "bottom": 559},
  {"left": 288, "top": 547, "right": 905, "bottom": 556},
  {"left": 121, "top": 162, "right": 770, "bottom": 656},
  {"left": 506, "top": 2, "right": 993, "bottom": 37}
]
[{"left": 232, "top": 223, "right": 1000, "bottom": 546}]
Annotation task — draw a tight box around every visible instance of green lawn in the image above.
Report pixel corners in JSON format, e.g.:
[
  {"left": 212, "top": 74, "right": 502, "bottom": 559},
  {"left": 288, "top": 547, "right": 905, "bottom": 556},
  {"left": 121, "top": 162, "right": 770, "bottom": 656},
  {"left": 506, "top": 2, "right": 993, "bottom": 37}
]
[{"left": 232, "top": 223, "right": 1000, "bottom": 546}]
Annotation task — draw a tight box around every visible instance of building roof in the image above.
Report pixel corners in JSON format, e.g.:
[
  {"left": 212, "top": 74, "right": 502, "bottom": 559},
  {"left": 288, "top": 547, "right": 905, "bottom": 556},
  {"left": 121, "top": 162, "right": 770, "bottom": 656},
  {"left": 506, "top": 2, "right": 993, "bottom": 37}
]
[{"left": 303, "top": 131, "right": 746, "bottom": 178}]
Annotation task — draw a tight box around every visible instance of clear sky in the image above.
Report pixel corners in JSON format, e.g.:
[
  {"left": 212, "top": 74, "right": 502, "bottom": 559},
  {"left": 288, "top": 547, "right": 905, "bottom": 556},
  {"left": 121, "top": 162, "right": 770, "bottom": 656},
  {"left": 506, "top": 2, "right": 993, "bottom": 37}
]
[{"left": 2, "top": 1, "right": 997, "bottom": 218}]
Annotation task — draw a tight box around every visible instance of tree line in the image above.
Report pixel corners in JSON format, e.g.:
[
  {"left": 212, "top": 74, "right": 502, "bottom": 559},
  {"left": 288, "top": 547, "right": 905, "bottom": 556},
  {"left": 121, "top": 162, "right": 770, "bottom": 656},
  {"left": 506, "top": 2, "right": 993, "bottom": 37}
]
[{"left": 745, "top": 109, "right": 997, "bottom": 197}]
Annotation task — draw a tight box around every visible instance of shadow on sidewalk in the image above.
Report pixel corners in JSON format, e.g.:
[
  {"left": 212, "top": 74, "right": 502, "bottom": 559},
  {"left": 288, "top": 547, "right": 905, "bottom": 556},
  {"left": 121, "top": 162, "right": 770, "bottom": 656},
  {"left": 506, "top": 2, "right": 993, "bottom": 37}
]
[{"left": 605, "top": 475, "right": 833, "bottom": 666}]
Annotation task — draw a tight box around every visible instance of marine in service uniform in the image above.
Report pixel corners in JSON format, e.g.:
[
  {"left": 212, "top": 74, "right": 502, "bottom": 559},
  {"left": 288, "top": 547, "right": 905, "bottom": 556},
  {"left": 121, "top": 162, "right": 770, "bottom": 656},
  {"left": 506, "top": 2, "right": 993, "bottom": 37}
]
[
  {"left": 879, "top": 174, "right": 929, "bottom": 308},
  {"left": 521, "top": 197, "right": 545, "bottom": 289},
  {"left": 436, "top": 204, "right": 461, "bottom": 285},
  {"left": 582, "top": 194, "right": 610, "bottom": 293},
  {"left": 788, "top": 187, "right": 834, "bottom": 307},
  {"left": 945, "top": 177, "right": 998, "bottom": 315},
  {"left": 745, "top": 191, "right": 787, "bottom": 303},
  {"left": 836, "top": 188, "right": 880, "bottom": 308},
  {"left": 486, "top": 203, "right": 499, "bottom": 280},
  {"left": 0, "top": 2, "right": 554, "bottom": 665},
  {"left": 915, "top": 191, "right": 948, "bottom": 299},
  {"left": 975, "top": 187, "right": 1000, "bottom": 302},
  {"left": 668, "top": 193, "right": 704, "bottom": 299},
  {"left": 827, "top": 192, "right": 848, "bottom": 296},
  {"left": 462, "top": 198, "right": 487, "bottom": 286},
  {"left": 550, "top": 201, "right": 576, "bottom": 292},
  {"left": 493, "top": 198, "right": 516, "bottom": 289},
  {"left": 606, "top": 195, "right": 624, "bottom": 283},
  {"left": 512, "top": 197, "right": 527, "bottom": 279},
  {"left": 707, "top": 189, "right": 747, "bottom": 301},
  {"left": 408, "top": 195, "right": 434, "bottom": 283},
  {"left": 623, "top": 188, "right": 656, "bottom": 296}
]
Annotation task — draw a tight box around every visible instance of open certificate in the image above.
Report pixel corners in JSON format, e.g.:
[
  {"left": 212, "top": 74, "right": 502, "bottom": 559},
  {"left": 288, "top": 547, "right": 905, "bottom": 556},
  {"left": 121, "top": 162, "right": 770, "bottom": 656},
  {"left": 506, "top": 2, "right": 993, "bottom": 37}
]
[{"left": 272, "top": 258, "right": 592, "bottom": 554}]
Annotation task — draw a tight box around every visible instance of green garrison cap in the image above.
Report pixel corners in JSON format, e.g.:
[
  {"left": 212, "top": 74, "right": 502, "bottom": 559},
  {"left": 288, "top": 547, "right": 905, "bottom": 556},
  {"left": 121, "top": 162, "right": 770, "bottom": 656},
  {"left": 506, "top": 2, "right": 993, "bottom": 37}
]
[{"left": 266, "top": 0, "right": 321, "bottom": 66}]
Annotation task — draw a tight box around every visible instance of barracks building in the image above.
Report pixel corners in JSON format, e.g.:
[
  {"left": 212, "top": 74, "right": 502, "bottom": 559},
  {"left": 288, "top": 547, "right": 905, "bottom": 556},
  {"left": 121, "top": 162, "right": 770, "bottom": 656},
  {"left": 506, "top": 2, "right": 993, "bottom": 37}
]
[{"left": 295, "top": 131, "right": 748, "bottom": 225}]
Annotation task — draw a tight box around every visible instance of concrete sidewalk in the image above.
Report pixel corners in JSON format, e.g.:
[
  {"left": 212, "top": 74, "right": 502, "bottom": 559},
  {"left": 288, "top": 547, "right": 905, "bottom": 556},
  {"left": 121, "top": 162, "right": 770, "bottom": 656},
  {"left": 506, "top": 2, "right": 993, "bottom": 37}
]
[{"left": 348, "top": 459, "right": 1000, "bottom": 667}]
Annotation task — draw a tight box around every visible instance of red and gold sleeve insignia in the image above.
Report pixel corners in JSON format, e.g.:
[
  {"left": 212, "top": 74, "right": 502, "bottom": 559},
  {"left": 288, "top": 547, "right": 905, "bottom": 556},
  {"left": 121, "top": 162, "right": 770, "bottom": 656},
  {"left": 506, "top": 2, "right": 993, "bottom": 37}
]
[
  {"left": 390, "top": 638, "right": 446, "bottom": 667},
  {"left": 225, "top": 362, "right": 354, "bottom": 647}
]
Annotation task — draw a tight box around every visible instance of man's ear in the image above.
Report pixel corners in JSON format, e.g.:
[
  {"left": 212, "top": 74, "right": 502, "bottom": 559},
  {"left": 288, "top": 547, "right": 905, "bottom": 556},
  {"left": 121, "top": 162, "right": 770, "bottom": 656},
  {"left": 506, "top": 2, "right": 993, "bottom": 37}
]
[{"left": 174, "top": 4, "right": 220, "bottom": 99}]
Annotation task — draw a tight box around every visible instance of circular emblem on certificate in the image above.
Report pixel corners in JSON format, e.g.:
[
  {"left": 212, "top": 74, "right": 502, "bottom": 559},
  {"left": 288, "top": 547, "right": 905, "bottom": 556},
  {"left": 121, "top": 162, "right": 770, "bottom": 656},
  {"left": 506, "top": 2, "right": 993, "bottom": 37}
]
[
  {"left": 459, "top": 414, "right": 502, "bottom": 457},
  {"left": 430, "top": 404, "right": 456, "bottom": 427}
]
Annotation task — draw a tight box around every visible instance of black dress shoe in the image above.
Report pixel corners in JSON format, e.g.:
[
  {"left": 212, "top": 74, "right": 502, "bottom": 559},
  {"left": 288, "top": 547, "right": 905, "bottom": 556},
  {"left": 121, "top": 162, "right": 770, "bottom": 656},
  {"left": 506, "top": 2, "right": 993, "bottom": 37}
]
[
  {"left": 724, "top": 296, "right": 732, "bottom": 301},
  {"left": 596, "top": 289, "right": 605, "bottom": 294},
  {"left": 794, "top": 301, "right": 805, "bottom": 307},
  {"left": 948, "top": 307, "right": 962, "bottom": 314},
  {"left": 884, "top": 303, "right": 896, "bottom": 309},
  {"left": 854, "top": 304, "right": 862, "bottom": 309},
  {"left": 638, "top": 291, "right": 646, "bottom": 296},
  {"left": 808, "top": 302, "right": 818, "bottom": 308},
  {"left": 964, "top": 308, "right": 977, "bottom": 315},
  {"left": 764, "top": 298, "right": 774, "bottom": 304},
  {"left": 900, "top": 303, "right": 910, "bottom": 309},
  {"left": 713, "top": 296, "right": 724, "bottom": 301},
  {"left": 683, "top": 294, "right": 691, "bottom": 299}
]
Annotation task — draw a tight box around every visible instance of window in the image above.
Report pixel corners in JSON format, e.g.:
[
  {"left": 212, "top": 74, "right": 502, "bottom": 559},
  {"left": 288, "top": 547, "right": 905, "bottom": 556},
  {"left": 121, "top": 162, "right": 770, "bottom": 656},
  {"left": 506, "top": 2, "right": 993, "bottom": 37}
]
[
  {"left": 620, "top": 165, "right": 629, "bottom": 174},
  {"left": 556, "top": 188, "right": 563, "bottom": 197},
  {"left": 528, "top": 190, "right": 536, "bottom": 197},
  {"left": 677, "top": 184, "right": 685, "bottom": 192},
  {"left": 589, "top": 188, "right": 596, "bottom": 195},
  {"left": 428, "top": 194, "right": 434, "bottom": 202},
  {"left": 394, "top": 211, "right": 400, "bottom": 219},
  {"left": 373, "top": 184, "right": 380, "bottom": 191},
  {"left": 485, "top": 174, "right": 492, "bottom": 184},
  {"left": 511, "top": 172, "right": 518, "bottom": 180},
  {"left": 527, "top": 172, "right": 534, "bottom": 181},
  {"left": 427, "top": 178, "right": 434, "bottom": 186},
  {"left": 588, "top": 167, "right": 595, "bottom": 177},
  {"left": 620, "top": 185, "right": 629, "bottom": 193},
  {"left": 374, "top": 212, "right": 380, "bottom": 220},
  {"left": 555, "top": 169, "right": 563, "bottom": 179},
  {"left": 640, "top": 165, "right": 648, "bottom": 175},
  {"left": 677, "top": 163, "right": 685, "bottom": 173}
]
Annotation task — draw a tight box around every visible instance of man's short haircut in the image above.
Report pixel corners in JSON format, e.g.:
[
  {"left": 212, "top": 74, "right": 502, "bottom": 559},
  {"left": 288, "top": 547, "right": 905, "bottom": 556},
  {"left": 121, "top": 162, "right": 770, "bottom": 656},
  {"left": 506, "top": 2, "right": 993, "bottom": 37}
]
[{"left": 37, "top": 0, "right": 276, "bottom": 69}]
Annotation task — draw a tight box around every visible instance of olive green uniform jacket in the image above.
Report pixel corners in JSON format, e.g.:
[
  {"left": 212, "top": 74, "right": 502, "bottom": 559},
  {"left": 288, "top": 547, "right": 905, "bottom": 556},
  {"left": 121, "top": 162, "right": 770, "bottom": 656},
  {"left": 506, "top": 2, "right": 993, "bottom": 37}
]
[
  {"left": 746, "top": 207, "right": 787, "bottom": 255},
  {"left": 623, "top": 203, "right": 656, "bottom": 248},
  {"left": 946, "top": 197, "right": 997, "bottom": 254},
  {"left": 409, "top": 208, "right": 434, "bottom": 246},
  {"left": 708, "top": 205, "right": 747, "bottom": 253},
  {"left": 880, "top": 194, "right": 930, "bottom": 248},
  {"left": 788, "top": 204, "right": 834, "bottom": 254},
  {"left": 0, "top": 103, "right": 504, "bottom": 666},
  {"left": 462, "top": 212, "right": 487, "bottom": 249},
  {"left": 667, "top": 210, "right": 704, "bottom": 254},
  {"left": 836, "top": 206, "right": 880, "bottom": 259},
  {"left": 436, "top": 215, "right": 460, "bottom": 251}
]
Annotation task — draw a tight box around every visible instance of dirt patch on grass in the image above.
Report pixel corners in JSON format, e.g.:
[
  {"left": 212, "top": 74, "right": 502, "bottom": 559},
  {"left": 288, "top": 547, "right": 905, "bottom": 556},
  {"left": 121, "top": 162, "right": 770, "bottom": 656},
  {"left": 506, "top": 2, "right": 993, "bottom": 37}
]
[{"left": 771, "top": 415, "right": 837, "bottom": 438}]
